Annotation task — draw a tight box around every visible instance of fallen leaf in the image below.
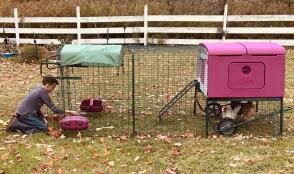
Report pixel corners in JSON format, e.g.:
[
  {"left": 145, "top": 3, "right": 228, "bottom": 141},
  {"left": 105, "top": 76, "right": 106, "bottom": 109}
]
[
  {"left": 171, "top": 148, "right": 181, "bottom": 157},
  {"left": 233, "top": 157, "right": 241, "bottom": 161},
  {"left": 135, "top": 156, "right": 140, "bottom": 162},
  {"left": 26, "top": 144, "right": 33, "bottom": 149},
  {"left": 210, "top": 150, "right": 216, "bottom": 154},
  {"left": 74, "top": 154, "right": 80, "bottom": 160},
  {"left": 139, "top": 170, "right": 146, "bottom": 174},
  {"left": 92, "top": 153, "right": 100, "bottom": 159},
  {"left": 47, "top": 126, "right": 62, "bottom": 138},
  {"left": 56, "top": 168, "right": 63, "bottom": 174},
  {"left": 0, "top": 119, "right": 8, "bottom": 126},
  {"left": 165, "top": 167, "right": 178, "bottom": 174},
  {"left": 143, "top": 144, "right": 153, "bottom": 153},
  {"left": 174, "top": 143, "right": 182, "bottom": 147},
  {"left": 35, "top": 156, "right": 42, "bottom": 161},
  {"left": 1, "top": 152, "right": 9, "bottom": 160},
  {"left": 119, "top": 135, "right": 128, "bottom": 141},
  {"left": 46, "top": 147, "right": 54, "bottom": 156},
  {"left": 244, "top": 159, "right": 256, "bottom": 165},
  {"left": 46, "top": 114, "right": 60, "bottom": 122},
  {"left": 15, "top": 152, "right": 21, "bottom": 162},
  {"left": 228, "top": 163, "right": 237, "bottom": 167},
  {"left": 181, "top": 132, "right": 193, "bottom": 138},
  {"left": 108, "top": 161, "right": 114, "bottom": 167},
  {"left": 4, "top": 140, "right": 16, "bottom": 144},
  {"left": 96, "top": 170, "right": 105, "bottom": 174},
  {"left": 77, "top": 132, "right": 82, "bottom": 138},
  {"left": 103, "top": 150, "right": 110, "bottom": 157},
  {"left": 158, "top": 135, "right": 172, "bottom": 143}
]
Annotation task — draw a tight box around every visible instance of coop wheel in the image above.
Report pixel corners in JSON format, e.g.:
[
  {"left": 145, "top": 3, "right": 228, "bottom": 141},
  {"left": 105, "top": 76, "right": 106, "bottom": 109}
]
[
  {"left": 217, "top": 118, "right": 237, "bottom": 136},
  {"left": 206, "top": 103, "right": 222, "bottom": 117}
]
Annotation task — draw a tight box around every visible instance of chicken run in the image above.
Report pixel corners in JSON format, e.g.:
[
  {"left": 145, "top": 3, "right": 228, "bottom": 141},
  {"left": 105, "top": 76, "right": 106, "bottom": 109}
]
[{"left": 41, "top": 43, "right": 291, "bottom": 136}]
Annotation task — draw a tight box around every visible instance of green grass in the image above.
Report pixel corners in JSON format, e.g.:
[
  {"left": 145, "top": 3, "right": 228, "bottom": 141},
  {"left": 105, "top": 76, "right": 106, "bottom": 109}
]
[{"left": 1, "top": 49, "right": 294, "bottom": 173}]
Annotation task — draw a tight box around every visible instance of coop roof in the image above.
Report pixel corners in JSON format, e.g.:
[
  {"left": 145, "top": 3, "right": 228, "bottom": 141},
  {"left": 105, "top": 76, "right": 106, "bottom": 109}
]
[
  {"left": 60, "top": 45, "right": 123, "bottom": 67},
  {"left": 200, "top": 42, "right": 285, "bottom": 55}
]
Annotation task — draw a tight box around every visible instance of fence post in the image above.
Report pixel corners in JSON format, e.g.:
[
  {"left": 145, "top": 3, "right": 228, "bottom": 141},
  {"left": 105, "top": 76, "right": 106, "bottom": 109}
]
[
  {"left": 76, "top": 6, "right": 81, "bottom": 44},
  {"left": 14, "top": 8, "right": 20, "bottom": 46},
  {"left": 222, "top": 4, "right": 228, "bottom": 40},
  {"left": 144, "top": 4, "right": 148, "bottom": 46}
]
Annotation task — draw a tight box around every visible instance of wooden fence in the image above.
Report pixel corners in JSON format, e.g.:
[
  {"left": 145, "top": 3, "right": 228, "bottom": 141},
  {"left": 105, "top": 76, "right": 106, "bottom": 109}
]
[{"left": 0, "top": 4, "right": 294, "bottom": 46}]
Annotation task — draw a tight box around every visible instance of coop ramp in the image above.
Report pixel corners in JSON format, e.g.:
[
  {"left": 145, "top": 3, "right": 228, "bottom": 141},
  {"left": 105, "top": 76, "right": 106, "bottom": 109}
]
[{"left": 158, "top": 80, "right": 198, "bottom": 120}]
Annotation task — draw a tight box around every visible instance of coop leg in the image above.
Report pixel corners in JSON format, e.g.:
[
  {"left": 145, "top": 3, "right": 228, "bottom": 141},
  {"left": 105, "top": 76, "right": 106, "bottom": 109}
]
[
  {"left": 193, "top": 85, "right": 198, "bottom": 116},
  {"left": 279, "top": 98, "right": 284, "bottom": 136},
  {"left": 205, "top": 99, "right": 209, "bottom": 137},
  {"left": 131, "top": 53, "right": 136, "bottom": 135}
]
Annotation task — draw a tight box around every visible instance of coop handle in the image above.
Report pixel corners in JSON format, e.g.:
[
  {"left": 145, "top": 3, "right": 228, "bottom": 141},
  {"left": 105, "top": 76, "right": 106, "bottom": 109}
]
[{"left": 90, "top": 98, "right": 94, "bottom": 107}]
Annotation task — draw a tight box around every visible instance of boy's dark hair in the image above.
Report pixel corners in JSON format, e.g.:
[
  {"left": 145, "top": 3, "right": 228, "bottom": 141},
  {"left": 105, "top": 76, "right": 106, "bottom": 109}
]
[{"left": 42, "top": 76, "right": 59, "bottom": 85}]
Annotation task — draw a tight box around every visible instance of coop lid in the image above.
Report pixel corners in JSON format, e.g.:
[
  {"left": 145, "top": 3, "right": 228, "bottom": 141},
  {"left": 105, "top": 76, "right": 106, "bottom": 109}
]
[
  {"left": 200, "top": 42, "right": 247, "bottom": 55},
  {"left": 240, "top": 42, "right": 285, "bottom": 55},
  {"left": 60, "top": 45, "right": 123, "bottom": 67}
]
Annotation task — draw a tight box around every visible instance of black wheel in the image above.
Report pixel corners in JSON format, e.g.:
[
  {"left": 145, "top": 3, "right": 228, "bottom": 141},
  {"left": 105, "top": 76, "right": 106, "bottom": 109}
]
[
  {"left": 217, "top": 118, "right": 237, "bottom": 136},
  {"left": 206, "top": 103, "right": 222, "bottom": 117}
]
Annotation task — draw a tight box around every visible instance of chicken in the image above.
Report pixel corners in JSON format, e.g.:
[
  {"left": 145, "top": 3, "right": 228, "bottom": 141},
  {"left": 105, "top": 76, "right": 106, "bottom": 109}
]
[
  {"left": 222, "top": 105, "right": 241, "bottom": 120},
  {"left": 242, "top": 101, "right": 255, "bottom": 119}
]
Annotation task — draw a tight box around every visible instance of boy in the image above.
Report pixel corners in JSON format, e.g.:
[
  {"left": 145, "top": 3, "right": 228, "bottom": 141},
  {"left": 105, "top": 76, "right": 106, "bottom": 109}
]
[{"left": 6, "top": 76, "right": 65, "bottom": 134}]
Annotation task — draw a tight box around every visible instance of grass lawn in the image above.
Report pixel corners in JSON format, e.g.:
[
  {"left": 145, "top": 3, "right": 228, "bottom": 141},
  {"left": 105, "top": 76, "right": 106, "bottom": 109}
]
[{"left": 0, "top": 49, "right": 294, "bottom": 174}]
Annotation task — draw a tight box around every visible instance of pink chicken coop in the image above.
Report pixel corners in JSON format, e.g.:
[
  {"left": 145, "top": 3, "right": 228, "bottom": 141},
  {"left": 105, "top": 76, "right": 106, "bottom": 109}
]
[
  {"left": 197, "top": 42, "right": 285, "bottom": 98},
  {"left": 195, "top": 42, "right": 290, "bottom": 136}
]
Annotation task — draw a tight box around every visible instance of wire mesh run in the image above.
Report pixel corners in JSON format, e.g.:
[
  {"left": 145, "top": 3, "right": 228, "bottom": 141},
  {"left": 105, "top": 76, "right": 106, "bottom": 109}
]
[
  {"left": 130, "top": 46, "right": 200, "bottom": 135},
  {"left": 44, "top": 45, "right": 286, "bottom": 137}
]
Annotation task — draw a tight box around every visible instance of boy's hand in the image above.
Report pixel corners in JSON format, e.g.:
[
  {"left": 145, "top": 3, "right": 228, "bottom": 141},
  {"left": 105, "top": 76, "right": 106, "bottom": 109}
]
[{"left": 44, "top": 118, "right": 48, "bottom": 125}]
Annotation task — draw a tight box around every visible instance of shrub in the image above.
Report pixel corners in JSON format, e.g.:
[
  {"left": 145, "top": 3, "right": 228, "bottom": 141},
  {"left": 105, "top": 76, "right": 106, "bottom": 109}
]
[{"left": 16, "top": 45, "right": 47, "bottom": 63}]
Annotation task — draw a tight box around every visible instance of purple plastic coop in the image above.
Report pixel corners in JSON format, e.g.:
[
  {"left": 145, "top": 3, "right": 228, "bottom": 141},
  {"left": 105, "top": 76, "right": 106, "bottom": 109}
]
[
  {"left": 193, "top": 42, "right": 290, "bottom": 136},
  {"left": 197, "top": 42, "right": 285, "bottom": 98}
]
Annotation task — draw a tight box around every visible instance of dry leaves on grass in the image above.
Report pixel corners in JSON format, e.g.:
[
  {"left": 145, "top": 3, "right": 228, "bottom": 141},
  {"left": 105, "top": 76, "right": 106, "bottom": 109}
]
[
  {"left": 47, "top": 126, "right": 62, "bottom": 138},
  {"left": 96, "top": 170, "right": 105, "bottom": 174},
  {"left": 1, "top": 152, "right": 9, "bottom": 160},
  {"left": 244, "top": 159, "right": 256, "bottom": 165},
  {"left": 56, "top": 168, "right": 64, "bottom": 174},
  {"left": 171, "top": 148, "right": 181, "bottom": 157},
  {"left": 32, "top": 160, "right": 54, "bottom": 172},
  {"left": 143, "top": 144, "right": 153, "bottom": 153},
  {"left": 166, "top": 167, "right": 179, "bottom": 174},
  {"left": 45, "top": 114, "right": 60, "bottom": 122},
  {"left": 0, "top": 119, "right": 8, "bottom": 126},
  {"left": 180, "top": 132, "right": 194, "bottom": 138},
  {"left": 157, "top": 135, "right": 173, "bottom": 143},
  {"left": 288, "top": 150, "right": 294, "bottom": 155}
]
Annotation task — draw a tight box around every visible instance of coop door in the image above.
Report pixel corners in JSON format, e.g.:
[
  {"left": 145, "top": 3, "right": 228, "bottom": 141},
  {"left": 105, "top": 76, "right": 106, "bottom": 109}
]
[{"left": 228, "top": 62, "right": 265, "bottom": 89}]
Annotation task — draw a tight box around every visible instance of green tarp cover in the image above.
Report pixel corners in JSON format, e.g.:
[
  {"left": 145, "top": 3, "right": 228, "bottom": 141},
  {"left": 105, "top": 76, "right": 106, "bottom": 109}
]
[{"left": 60, "top": 45, "right": 123, "bottom": 67}]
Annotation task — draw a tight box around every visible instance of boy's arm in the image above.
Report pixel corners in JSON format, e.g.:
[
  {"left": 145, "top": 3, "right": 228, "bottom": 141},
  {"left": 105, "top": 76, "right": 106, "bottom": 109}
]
[{"left": 41, "top": 91, "right": 64, "bottom": 114}]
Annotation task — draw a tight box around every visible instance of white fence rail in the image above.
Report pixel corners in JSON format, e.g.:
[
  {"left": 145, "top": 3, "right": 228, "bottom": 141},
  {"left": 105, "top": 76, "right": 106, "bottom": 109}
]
[{"left": 0, "top": 5, "right": 294, "bottom": 46}]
